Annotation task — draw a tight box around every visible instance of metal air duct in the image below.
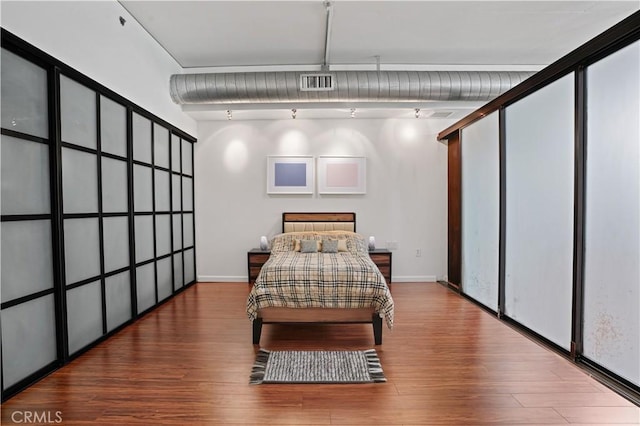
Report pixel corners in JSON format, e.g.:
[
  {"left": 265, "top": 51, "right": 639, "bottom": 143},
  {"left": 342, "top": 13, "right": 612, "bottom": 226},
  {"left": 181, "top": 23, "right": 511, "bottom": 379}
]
[{"left": 169, "top": 70, "right": 535, "bottom": 105}]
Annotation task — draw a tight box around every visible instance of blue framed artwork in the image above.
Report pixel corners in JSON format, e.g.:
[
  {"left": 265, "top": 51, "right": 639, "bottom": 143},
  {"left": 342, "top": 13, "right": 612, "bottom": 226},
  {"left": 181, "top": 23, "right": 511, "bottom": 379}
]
[{"left": 267, "top": 156, "right": 314, "bottom": 194}]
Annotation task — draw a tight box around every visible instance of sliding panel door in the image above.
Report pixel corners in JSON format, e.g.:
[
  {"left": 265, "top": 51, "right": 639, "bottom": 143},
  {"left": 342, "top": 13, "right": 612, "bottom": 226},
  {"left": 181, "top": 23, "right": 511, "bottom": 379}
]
[
  {"left": 171, "top": 134, "right": 184, "bottom": 290},
  {"left": 583, "top": 40, "right": 640, "bottom": 386},
  {"left": 1, "top": 48, "right": 58, "bottom": 391},
  {"left": 60, "top": 75, "right": 104, "bottom": 355},
  {"left": 133, "top": 112, "right": 156, "bottom": 314},
  {"left": 170, "top": 134, "right": 196, "bottom": 288},
  {"left": 154, "top": 124, "right": 173, "bottom": 302},
  {"left": 182, "top": 139, "right": 196, "bottom": 285},
  {"left": 100, "top": 96, "right": 131, "bottom": 332},
  {"left": 460, "top": 112, "right": 500, "bottom": 311},
  {"left": 504, "top": 74, "right": 575, "bottom": 350}
]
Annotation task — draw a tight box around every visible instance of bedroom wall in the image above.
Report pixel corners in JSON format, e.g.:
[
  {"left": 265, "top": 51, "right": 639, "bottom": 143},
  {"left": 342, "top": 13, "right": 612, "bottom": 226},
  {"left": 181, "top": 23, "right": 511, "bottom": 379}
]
[
  {"left": 194, "top": 117, "right": 453, "bottom": 282},
  {"left": 0, "top": 0, "right": 197, "bottom": 136}
]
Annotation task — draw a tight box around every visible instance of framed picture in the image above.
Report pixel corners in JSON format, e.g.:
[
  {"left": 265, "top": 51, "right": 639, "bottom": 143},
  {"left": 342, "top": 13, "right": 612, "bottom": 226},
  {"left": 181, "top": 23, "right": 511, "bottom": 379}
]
[
  {"left": 317, "top": 156, "right": 366, "bottom": 194},
  {"left": 267, "top": 156, "right": 314, "bottom": 194}
]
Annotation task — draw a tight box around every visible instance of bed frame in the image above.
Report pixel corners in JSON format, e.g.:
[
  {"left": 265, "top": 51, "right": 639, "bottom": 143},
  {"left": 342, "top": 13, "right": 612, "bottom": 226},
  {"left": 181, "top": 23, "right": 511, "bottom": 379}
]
[{"left": 252, "top": 212, "right": 384, "bottom": 345}]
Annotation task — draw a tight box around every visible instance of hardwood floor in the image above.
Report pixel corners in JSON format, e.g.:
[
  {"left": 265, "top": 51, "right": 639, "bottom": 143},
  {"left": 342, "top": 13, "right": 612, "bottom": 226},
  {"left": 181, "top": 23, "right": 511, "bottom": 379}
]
[{"left": 1, "top": 283, "right": 638, "bottom": 425}]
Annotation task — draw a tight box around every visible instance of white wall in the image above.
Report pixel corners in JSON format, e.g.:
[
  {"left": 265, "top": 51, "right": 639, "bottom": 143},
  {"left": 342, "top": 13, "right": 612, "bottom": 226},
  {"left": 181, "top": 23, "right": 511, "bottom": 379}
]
[
  {"left": 194, "top": 118, "right": 452, "bottom": 282},
  {"left": 1, "top": 0, "right": 197, "bottom": 136}
]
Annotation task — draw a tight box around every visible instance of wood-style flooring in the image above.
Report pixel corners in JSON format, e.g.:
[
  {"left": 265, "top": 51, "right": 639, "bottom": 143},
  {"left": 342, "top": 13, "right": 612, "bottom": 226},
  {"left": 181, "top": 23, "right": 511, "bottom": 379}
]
[{"left": 1, "top": 282, "right": 638, "bottom": 425}]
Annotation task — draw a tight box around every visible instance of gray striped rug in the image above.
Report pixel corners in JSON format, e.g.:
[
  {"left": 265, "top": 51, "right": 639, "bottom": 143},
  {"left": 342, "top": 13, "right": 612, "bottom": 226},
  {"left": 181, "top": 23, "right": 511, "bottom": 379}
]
[{"left": 250, "top": 349, "right": 386, "bottom": 384}]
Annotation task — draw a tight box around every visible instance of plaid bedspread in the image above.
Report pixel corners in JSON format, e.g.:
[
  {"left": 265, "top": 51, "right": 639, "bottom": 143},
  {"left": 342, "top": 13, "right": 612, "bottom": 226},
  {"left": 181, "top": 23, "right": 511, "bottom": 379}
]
[{"left": 246, "top": 251, "right": 394, "bottom": 329}]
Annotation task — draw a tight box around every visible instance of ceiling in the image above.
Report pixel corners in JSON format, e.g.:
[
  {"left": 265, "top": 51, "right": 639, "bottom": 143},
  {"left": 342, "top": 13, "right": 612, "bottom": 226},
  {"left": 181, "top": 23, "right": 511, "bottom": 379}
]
[{"left": 119, "top": 1, "right": 639, "bottom": 120}]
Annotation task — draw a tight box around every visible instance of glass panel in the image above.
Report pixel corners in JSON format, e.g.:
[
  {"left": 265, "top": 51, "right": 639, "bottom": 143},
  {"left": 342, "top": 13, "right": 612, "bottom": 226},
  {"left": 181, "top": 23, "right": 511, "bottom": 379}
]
[
  {"left": 103, "top": 217, "right": 130, "bottom": 273},
  {"left": 100, "top": 96, "right": 127, "bottom": 157},
  {"left": 460, "top": 112, "right": 499, "bottom": 311},
  {"left": 504, "top": 74, "right": 575, "bottom": 350},
  {"left": 181, "top": 140, "right": 192, "bottom": 175},
  {"left": 157, "top": 257, "right": 172, "bottom": 301},
  {"left": 64, "top": 218, "right": 101, "bottom": 284},
  {"left": 154, "top": 124, "right": 170, "bottom": 169},
  {"left": 171, "top": 134, "right": 181, "bottom": 172},
  {"left": 132, "top": 112, "right": 151, "bottom": 164},
  {"left": 155, "top": 214, "right": 171, "bottom": 256},
  {"left": 182, "top": 177, "right": 193, "bottom": 211},
  {"left": 136, "top": 263, "right": 155, "bottom": 313},
  {"left": 154, "top": 170, "right": 170, "bottom": 212},
  {"left": 583, "top": 41, "right": 640, "bottom": 386},
  {"left": 184, "top": 248, "right": 195, "bottom": 284},
  {"left": 62, "top": 147, "right": 98, "bottom": 214},
  {"left": 173, "top": 253, "right": 183, "bottom": 289},
  {"left": 101, "top": 157, "right": 128, "bottom": 213},
  {"left": 134, "top": 215, "right": 154, "bottom": 263},
  {"left": 134, "top": 165, "right": 153, "bottom": 212},
  {"left": 1, "top": 295, "right": 57, "bottom": 389},
  {"left": 1, "top": 135, "right": 50, "bottom": 215},
  {"left": 66, "top": 280, "right": 103, "bottom": 354},
  {"left": 60, "top": 75, "right": 96, "bottom": 149},
  {"left": 1, "top": 48, "right": 48, "bottom": 139},
  {"left": 1, "top": 220, "right": 53, "bottom": 303},
  {"left": 173, "top": 213, "right": 183, "bottom": 250},
  {"left": 172, "top": 174, "right": 181, "bottom": 211},
  {"left": 105, "top": 271, "right": 132, "bottom": 332},
  {"left": 183, "top": 213, "right": 194, "bottom": 248}
]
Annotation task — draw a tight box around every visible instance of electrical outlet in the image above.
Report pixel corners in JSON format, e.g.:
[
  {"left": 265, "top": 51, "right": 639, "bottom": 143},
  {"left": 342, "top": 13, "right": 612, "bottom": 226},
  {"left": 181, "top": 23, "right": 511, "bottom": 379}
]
[{"left": 416, "top": 249, "right": 421, "bottom": 257}]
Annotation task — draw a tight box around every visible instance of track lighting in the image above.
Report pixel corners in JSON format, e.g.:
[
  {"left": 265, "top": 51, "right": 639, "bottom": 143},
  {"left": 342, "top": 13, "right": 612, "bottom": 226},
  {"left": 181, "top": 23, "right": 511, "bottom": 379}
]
[
  {"left": 291, "top": 108, "right": 297, "bottom": 119},
  {"left": 350, "top": 108, "right": 356, "bottom": 118},
  {"left": 226, "top": 110, "right": 232, "bottom": 120},
  {"left": 415, "top": 108, "right": 421, "bottom": 118}
]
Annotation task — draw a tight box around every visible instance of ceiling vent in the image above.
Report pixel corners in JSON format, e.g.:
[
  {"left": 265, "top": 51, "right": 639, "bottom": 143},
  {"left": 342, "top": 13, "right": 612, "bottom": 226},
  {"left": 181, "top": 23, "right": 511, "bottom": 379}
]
[{"left": 300, "top": 74, "right": 334, "bottom": 91}]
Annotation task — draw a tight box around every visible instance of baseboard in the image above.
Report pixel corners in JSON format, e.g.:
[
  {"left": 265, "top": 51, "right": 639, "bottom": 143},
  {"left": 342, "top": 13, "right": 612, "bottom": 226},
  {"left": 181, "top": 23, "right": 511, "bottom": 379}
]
[
  {"left": 198, "top": 275, "right": 247, "bottom": 282},
  {"left": 392, "top": 275, "right": 437, "bottom": 282},
  {"left": 197, "top": 275, "right": 439, "bottom": 283}
]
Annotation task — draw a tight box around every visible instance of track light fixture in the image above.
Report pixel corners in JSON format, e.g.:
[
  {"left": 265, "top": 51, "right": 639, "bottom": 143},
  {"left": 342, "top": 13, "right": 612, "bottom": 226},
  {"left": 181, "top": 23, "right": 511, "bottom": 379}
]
[
  {"left": 415, "top": 108, "right": 421, "bottom": 118},
  {"left": 226, "top": 110, "right": 232, "bottom": 120},
  {"left": 291, "top": 108, "right": 297, "bottom": 119},
  {"left": 350, "top": 108, "right": 356, "bottom": 118}
]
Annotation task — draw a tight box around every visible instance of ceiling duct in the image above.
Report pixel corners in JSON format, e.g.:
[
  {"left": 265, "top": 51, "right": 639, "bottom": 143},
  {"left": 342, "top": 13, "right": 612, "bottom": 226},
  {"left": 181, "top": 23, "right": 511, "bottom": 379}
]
[{"left": 169, "top": 70, "right": 535, "bottom": 105}]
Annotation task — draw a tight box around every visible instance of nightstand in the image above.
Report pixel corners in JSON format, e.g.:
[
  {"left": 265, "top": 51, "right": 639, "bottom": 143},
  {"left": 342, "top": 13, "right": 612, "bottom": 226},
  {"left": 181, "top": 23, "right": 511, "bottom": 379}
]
[
  {"left": 369, "top": 249, "right": 392, "bottom": 285},
  {"left": 247, "top": 248, "right": 270, "bottom": 286}
]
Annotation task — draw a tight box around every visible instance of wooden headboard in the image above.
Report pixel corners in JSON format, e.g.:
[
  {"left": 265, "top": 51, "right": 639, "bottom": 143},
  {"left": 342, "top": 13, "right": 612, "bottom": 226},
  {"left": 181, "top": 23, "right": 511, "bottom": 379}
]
[{"left": 282, "top": 212, "right": 356, "bottom": 233}]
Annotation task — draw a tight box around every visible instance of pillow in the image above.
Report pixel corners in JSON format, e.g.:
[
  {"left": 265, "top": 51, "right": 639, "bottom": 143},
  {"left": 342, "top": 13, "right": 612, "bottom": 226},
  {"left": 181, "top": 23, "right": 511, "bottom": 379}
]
[
  {"left": 294, "top": 239, "right": 321, "bottom": 252},
  {"left": 300, "top": 239, "right": 319, "bottom": 253},
  {"left": 321, "top": 239, "right": 339, "bottom": 253},
  {"left": 337, "top": 239, "right": 348, "bottom": 252}
]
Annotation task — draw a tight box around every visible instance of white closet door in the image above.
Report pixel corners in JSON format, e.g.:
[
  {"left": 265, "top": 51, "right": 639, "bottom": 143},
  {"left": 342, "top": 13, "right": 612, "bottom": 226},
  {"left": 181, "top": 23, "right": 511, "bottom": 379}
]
[
  {"left": 583, "top": 40, "right": 640, "bottom": 386},
  {"left": 461, "top": 112, "right": 500, "bottom": 311},
  {"left": 504, "top": 73, "right": 575, "bottom": 350}
]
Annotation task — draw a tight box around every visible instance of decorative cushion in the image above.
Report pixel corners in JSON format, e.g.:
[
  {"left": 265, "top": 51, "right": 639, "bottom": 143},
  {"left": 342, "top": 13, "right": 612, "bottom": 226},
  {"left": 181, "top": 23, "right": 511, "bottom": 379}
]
[
  {"left": 300, "top": 239, "right": 319, "bottom": 253},
  {"left": 321, "top": 239, "right": 339, "bottom": 253},
  {"left": 294, "top": 238, "right": 322, "bottom": 252}
]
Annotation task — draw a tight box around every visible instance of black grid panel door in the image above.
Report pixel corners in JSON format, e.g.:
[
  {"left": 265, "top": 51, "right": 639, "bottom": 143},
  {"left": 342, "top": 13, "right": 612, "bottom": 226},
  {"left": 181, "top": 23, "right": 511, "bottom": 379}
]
[
  {"left": 171, "top": 134, "right": 196, "bottom": 288},
  {"left": 154, "top": 123, "right": 172, "bottom": 302},
  {"left": 133, "top": 112, "right": 156, "bottom": 314},
  {"left": 100, "top": 95, "right": 132, "bottom": 333},
  {"left": 1, "top": 48, "right": 58, "bottom": 392},
  {"left": 60, "top": 75, "right": 112, "bottom": 356}
]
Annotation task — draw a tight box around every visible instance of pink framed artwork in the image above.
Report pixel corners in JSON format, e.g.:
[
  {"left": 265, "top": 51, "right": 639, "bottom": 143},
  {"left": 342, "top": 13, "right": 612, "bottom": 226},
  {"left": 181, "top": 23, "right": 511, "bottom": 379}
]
[{"left": 317, "top": 156, "right": 366, "bottom": 194}]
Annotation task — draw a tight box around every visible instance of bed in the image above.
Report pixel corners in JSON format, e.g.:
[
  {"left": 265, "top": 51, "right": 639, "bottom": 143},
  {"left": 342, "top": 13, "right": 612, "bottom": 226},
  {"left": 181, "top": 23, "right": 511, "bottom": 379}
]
[{"left": 247, "top": 212, "right": 394, "bottom": 345}]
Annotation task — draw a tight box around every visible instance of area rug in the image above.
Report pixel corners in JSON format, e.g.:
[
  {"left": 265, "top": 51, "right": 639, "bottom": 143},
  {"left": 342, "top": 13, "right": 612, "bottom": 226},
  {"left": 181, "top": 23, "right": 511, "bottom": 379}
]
[{"left": 250, "top": 349, "right": 386, "bottom": 384}]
